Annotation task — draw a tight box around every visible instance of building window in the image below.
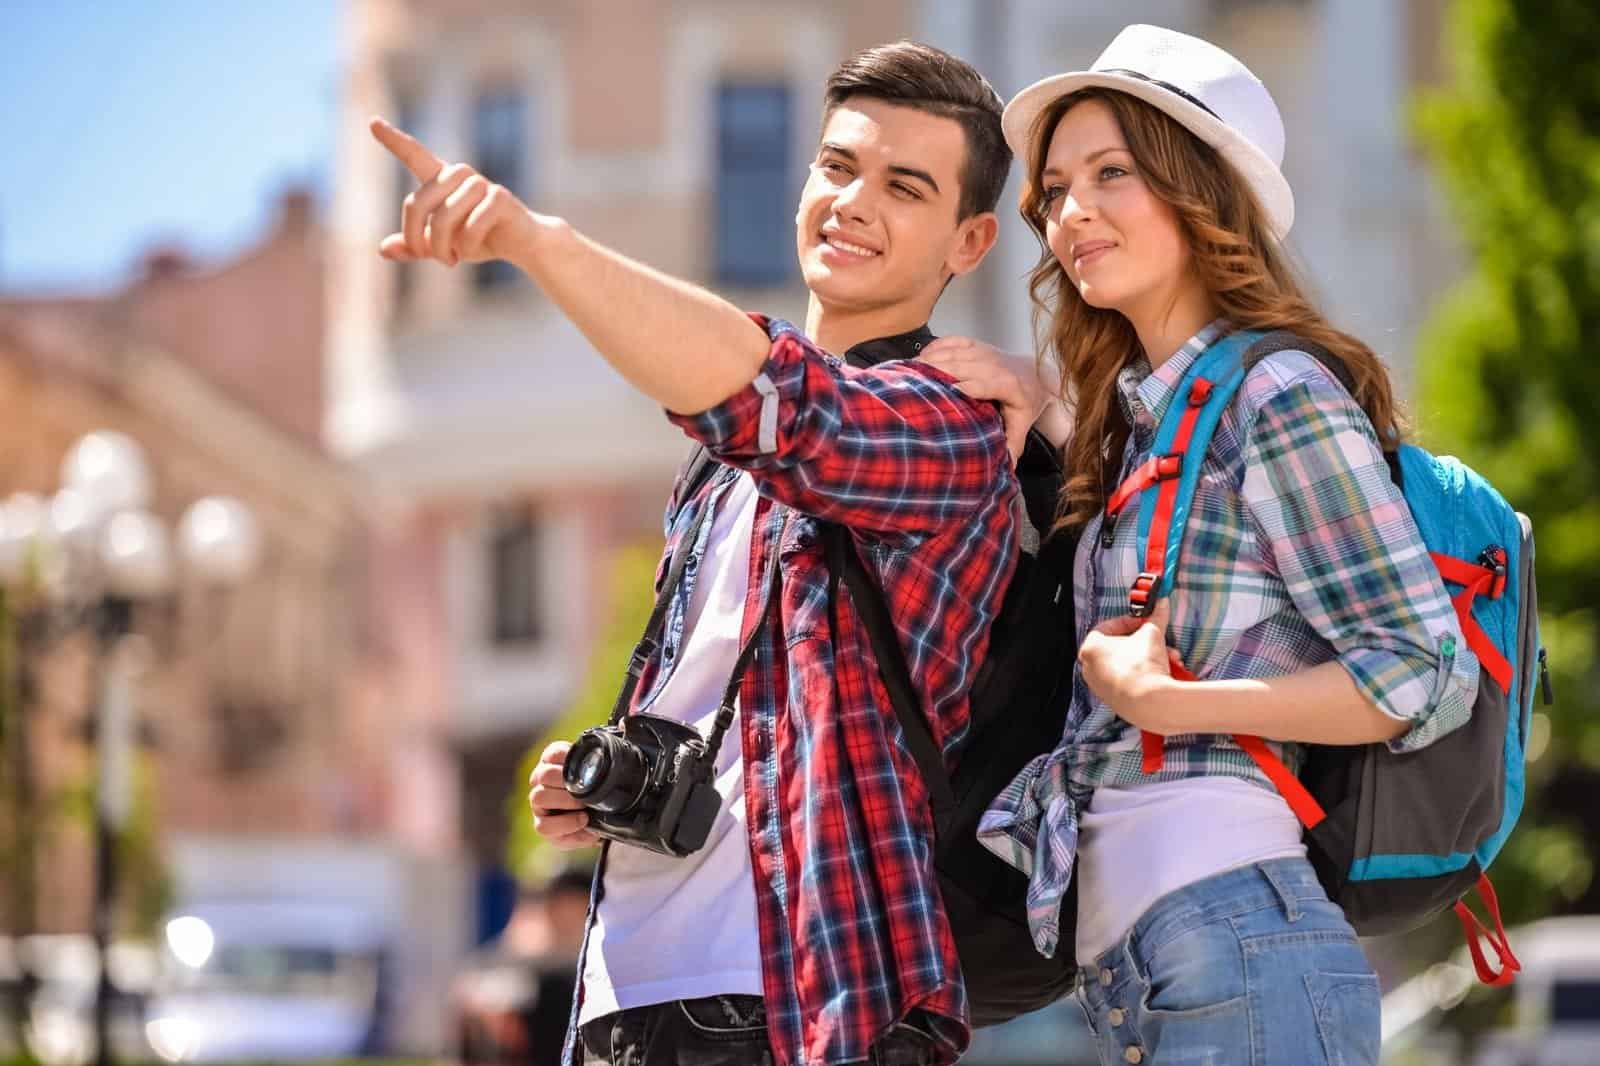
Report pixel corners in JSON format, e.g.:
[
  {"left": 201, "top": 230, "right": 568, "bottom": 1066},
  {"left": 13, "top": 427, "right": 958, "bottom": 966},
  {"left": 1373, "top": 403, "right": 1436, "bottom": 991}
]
[
  {"left": 488, "top": 504, "right": 543, "bottom": 645},
  {"left": 473, "top": 88, "right": 528, "bottom": 292},
  {"left": 715, "top": 83, "right": 793, "bottom": 286}
]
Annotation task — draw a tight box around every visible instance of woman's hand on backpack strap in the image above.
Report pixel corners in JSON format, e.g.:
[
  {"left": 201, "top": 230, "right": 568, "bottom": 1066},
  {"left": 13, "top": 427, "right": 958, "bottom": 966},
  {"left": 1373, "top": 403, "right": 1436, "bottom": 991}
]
[
  {"left": 1080, "top": 599, "right": 1182, "bottom": 732},
  {"left": 921, "top": 337, "right": 1055, "bottom": 464}
]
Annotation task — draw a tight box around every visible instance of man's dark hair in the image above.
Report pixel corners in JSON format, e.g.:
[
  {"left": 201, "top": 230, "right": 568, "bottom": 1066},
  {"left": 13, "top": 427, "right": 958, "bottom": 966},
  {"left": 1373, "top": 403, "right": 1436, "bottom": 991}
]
[{"left": 822, "top": 41, "right": 1011, "bottom": 221}]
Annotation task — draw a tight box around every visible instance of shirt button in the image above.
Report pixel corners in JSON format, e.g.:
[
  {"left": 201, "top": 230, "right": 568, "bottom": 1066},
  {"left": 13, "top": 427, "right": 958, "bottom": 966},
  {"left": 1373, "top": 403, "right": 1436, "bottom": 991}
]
[
  {"left": 1107, "top": 1007, "right": 1125, "bottom": 1027},
  {"left": 1123, "top": 1047, "right": 1144, "bottom": 1064},
  {"left": 1099, "top": 967, "right": 1115, "bottom": 987}
]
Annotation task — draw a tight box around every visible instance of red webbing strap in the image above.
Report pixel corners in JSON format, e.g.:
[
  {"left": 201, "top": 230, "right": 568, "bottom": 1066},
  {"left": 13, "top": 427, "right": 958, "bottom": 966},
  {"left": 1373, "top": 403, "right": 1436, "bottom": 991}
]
[
  {"left": 1146, "top": 653, "right": 1328, "bottom": 827},
  {"left": 1140, "top": 730, "right": 1164, "bottom": 773},
  {"left": 1133, "top": 378, "right": 1216, "bottom": 769},
  {"left": 1107, "top": 454, "right": 1182, "bottom": 519},
  {"left": 1234, "top": 734, "right": 1327, "bottom": 829},
  {"left": 1141, "top": 655, "right": 1195, "bottom": 773},
  {"left": 1454, "top": 875, "right": 1521, "bottom": 986},
  {"left": 1129, "top": 379, "right": 1214, "bottom": 618},
  {"left": 1429, "top": 552, "right": 1515, "bottom": 694}
]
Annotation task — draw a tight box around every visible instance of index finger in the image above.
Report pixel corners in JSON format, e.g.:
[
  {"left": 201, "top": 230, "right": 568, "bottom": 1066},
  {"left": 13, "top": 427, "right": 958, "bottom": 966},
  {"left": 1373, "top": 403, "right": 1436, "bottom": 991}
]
[{"left": 370, "top": 116, "right": 444, "bottom": 182}]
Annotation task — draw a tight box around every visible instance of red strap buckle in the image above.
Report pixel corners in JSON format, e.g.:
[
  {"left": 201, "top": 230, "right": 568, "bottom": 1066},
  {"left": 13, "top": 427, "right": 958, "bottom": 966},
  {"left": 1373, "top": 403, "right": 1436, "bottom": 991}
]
[
  {"left": 1187, "top": 378, "right": 1215, "bottom": 405},
  {"left": 1154, "top": 453, "right": 1183, "bottom": 480},
  {"left": 1128, "top": 571, "right": 1159, "bottom": 617},
  {"left": 1479, "top": 546, "right": 1509, "bottom": 599}
]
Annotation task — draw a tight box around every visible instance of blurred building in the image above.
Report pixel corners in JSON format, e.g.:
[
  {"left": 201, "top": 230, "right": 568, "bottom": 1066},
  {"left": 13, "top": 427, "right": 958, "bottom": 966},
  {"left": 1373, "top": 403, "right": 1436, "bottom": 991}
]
[
  {"left": 0, "top": 189, "right": 467, "bottom": 1053},
  {"left": 328, "top": 0, "right": 1459, "bottom": 928}
]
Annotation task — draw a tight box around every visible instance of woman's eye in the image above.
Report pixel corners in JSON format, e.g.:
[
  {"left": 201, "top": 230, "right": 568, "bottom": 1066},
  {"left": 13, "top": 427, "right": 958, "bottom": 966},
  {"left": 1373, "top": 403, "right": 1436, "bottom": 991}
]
[
  {"left": 1099, "top": 165, "right": 1128, "bottom": 181},
  {"left": 1041, "top": 185, "right": 1066, "bottom": 204}
]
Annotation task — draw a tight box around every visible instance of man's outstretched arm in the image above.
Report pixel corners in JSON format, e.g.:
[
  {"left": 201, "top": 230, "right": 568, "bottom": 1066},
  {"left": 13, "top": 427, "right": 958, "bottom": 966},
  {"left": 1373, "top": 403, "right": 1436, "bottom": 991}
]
[{"left": 372, "top": 117, "right": 769, "bottom": 415}]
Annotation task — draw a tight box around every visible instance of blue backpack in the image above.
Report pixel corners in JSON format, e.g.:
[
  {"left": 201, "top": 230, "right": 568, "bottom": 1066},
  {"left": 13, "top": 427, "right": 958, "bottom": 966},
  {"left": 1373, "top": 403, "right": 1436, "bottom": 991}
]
[{"left": 1114, "top": 329, "right": 1550, "bottom": 985}]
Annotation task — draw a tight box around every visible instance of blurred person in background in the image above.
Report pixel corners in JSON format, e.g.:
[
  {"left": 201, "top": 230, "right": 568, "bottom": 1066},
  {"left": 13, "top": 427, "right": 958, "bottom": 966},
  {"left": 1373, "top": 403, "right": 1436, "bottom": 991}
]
[
  {"left": 455, "top": 869, "right": 593, "bottom": 1066},
  {"left": 374, "top": 40, "right": 1029, "bottom": 1066}
]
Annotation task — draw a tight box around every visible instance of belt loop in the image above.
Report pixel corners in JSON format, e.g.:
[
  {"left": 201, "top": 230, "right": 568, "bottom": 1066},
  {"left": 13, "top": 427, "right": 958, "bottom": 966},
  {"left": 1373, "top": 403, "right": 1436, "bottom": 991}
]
[{"left": 1259, "top": 861, "right": 1302, "bottom": 923}]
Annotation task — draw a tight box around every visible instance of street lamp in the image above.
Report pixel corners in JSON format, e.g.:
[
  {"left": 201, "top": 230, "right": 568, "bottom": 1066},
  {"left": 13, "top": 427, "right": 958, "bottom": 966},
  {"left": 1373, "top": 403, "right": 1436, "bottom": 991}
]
[{"left": 0, "top": 429, "right": 260, "bottom": 1066}]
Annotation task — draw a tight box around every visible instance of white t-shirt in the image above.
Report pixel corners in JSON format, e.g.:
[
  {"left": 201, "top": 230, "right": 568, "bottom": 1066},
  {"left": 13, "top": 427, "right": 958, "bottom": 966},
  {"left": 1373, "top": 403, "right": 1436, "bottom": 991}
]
[
  {"left": 578, "top": 473, "right": 765, "bottom": 1024},
  {"left": 1074, "top": 775, "right": 1307, "bottom": 962}
]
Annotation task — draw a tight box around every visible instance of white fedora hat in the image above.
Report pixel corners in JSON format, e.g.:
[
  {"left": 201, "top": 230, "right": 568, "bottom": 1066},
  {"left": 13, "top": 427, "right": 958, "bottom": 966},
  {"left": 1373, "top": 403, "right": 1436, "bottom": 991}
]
[{"left": 1004, "top": 24, "right": 1295, "bottom": 239}]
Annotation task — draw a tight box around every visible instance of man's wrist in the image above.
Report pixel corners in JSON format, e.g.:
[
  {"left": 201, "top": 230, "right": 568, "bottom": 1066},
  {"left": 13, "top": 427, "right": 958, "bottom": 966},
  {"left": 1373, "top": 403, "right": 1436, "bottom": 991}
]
[{"left": 508, "top": 210, "right": 570, "bottom": 278}]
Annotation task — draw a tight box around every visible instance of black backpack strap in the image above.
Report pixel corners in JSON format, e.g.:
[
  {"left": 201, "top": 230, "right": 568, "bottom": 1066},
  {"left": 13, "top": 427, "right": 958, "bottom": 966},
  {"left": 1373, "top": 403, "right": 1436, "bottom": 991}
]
[
  {"left": 1241, "top": 331, "right": 1404, "bottom": 487},
  {"left": 820, "top": 524, "right": 958, "bottom": 832}
]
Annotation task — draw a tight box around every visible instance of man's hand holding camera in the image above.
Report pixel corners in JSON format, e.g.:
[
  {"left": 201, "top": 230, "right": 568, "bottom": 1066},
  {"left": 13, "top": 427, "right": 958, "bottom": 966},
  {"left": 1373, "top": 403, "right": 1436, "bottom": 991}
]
[{"left": 528, "top": 741, "right": 599, "bottom": 851}]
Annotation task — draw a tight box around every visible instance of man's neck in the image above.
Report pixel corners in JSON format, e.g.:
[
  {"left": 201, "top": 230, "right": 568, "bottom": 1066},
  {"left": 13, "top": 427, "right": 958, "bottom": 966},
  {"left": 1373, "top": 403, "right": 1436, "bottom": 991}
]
[{"left": 804, "top": 294, "right": 934, "bottom": 355}]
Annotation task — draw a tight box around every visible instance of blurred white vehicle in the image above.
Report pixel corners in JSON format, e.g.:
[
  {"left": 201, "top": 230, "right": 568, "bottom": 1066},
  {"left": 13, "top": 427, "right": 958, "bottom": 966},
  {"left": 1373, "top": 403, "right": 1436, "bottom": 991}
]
[
  {"left": 142, "top": 900, "right": 390, "bottom": 1063},
  {"left": 1382, "top": 915, "right": 1600, "bottom": 1066}
]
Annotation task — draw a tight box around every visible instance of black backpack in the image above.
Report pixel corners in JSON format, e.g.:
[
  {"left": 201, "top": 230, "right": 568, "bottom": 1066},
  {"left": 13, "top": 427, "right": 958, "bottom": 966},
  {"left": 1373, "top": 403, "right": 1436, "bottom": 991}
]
[{"left": 820, "top": 427, "right": 1080, "bottom": 1027}]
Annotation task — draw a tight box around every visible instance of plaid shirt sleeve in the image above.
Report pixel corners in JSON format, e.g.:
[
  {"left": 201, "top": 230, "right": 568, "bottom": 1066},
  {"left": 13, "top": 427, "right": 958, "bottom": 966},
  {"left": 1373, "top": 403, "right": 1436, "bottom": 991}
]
[
  {"left": 1239, "top": 358, "right": 1480, "bottom": 753},
  {"left": 667, "top": 316, "right": 1010, "bottom": 536}
]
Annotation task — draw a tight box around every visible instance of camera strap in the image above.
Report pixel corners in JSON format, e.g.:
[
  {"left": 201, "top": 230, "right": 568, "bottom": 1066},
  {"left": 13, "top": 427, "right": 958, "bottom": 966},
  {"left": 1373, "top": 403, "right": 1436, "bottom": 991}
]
[
  {"left": 605, "top": 455, "right": 784, "bottom": 760},
  {"left": 606, "top": 452, "right": 722, "bottom": 727},
  {"left": 702, "top": 510, "right": 786, "bottom": 764}
]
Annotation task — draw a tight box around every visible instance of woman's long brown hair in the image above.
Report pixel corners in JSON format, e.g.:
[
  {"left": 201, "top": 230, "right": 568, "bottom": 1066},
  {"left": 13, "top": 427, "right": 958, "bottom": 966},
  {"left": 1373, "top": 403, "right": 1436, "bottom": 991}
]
[{"left": 1022, "top": 89, "right": 1407, "bottom": 533}]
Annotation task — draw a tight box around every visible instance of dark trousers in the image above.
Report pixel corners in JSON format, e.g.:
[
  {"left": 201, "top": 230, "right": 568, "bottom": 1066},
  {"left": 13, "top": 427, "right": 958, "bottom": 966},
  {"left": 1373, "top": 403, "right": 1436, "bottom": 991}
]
[{"left": 577, "top": 994, "right": 940, "bottom": 1066}]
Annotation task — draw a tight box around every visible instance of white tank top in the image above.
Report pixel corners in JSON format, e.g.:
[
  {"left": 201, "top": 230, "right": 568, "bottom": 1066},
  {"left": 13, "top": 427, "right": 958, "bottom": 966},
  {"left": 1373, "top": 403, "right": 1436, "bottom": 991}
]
[{"left": 1074, "top": 775, "right": 1307, "bottom": 962}]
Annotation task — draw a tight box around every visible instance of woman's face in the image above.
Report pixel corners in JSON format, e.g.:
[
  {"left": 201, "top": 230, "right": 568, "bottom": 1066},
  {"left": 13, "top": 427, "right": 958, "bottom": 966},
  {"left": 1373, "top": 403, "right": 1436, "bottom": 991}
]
[{"left": 1037, "top": 98, "right": 1197, "bottom": 324}]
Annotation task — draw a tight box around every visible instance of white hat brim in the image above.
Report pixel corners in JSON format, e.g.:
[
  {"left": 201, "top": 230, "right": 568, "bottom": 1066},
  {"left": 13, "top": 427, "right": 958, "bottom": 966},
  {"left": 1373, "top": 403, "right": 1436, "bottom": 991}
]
[{"left": 1002, "top": 70, "right": 1295, "bottom": 240}]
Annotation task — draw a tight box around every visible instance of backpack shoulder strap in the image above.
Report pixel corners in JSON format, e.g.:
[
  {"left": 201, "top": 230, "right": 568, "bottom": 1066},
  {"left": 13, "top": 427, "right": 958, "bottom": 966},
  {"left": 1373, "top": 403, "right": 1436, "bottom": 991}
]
[
  {"left": 1112, "top": 329, "right": 1263, "bottom": 616},
  {"left": 1238, "top": 331, "right": 1403, "bottom": 485},
  {"left": 1240, "top": 330, "right": 1356, "bottom": 391},
  {"left": 819, "top": 523, "right": 958, "bottom": 833}
]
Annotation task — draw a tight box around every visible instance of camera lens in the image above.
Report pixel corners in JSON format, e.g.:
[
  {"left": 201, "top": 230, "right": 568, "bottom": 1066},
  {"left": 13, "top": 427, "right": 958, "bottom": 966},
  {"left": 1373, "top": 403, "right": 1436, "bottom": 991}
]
[
  {"left": 564, "top": 730, "right": 650, "bottom": 813},
  {"left": 573, "top": 746, "right": 607, "bottom": 793}
]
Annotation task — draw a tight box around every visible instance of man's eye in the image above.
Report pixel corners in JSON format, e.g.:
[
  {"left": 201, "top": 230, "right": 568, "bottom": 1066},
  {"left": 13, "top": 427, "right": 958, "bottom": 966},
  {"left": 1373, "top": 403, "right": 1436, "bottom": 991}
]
[
  {"left": 891, "top": 182, "right": 922, "bottom": 200},
  {"left": 820, "top": 161, "right": 850, "bottom": 177}
]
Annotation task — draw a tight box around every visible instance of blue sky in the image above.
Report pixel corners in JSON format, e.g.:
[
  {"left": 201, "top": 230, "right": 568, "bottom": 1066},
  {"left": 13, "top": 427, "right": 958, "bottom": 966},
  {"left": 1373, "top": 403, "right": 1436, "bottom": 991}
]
[{"left": 4, "top": 1, "right": 341, "bottom": 293}]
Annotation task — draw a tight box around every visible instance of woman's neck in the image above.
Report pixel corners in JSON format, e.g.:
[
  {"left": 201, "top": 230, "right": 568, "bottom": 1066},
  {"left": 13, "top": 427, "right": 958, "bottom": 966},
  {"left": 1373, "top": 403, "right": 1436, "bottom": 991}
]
[{"left": 1129, "top": 281, "right": 1220, "bottom": 369}]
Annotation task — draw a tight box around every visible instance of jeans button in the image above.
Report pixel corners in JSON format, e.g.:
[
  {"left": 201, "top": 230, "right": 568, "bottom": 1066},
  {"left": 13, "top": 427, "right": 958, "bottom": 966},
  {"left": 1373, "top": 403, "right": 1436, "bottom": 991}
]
[
  {"left": 1099, "top": 967, "right": 1115, "bottom": 987},
  {"left": 1108, "top": 1007, "right": 1125, "bottom": 1027},
  {"left": 1123, "top": 1047, "right": 1144, "bottom": 1064}
]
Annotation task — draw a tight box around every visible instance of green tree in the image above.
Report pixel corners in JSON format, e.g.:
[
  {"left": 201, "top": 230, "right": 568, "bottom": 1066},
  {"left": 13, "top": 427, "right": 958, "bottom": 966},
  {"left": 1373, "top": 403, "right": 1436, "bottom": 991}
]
[
  {"left": 1412, "top": 0, "right": 1600, "bottom": 923},
  {"left": 504, "top": 541, "right": 663, "bottom": 882}
]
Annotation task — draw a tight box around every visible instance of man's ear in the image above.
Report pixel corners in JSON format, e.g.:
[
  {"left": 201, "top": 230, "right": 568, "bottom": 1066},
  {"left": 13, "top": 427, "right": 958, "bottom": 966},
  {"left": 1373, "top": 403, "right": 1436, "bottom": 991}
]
[{"left": 945, "top": 211, "right": 1000, "bottom": 278}]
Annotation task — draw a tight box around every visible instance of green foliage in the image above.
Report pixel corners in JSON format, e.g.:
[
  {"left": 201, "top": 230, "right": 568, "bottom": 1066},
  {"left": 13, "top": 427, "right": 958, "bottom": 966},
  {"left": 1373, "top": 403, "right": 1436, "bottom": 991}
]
[
  {"left": 1411, "top": 0, "right": 1600, "bottom": 923},
  {"left": 504, "top": 540, "right": 664, "bottom": 883}
]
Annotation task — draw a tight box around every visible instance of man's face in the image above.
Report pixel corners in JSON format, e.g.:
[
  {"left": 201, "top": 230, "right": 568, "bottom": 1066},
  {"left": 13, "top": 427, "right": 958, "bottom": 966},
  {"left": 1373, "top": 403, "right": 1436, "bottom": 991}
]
[{"left": 796, "top": 97, "right": 990, "bottom": 317}]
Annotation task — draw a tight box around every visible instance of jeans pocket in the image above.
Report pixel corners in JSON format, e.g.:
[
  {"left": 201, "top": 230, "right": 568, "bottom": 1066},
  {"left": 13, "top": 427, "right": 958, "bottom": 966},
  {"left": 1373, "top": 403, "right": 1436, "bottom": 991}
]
[
  {"left": 1139, "top": 918, "right": 1248, "bottom": 1017},
  {"left": 1305, "top": 971, "right": 1381, "bottom": 1066}
]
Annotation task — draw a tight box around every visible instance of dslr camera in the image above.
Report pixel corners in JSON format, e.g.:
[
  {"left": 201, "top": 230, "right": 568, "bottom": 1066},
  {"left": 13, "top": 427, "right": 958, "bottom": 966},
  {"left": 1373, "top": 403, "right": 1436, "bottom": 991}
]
[{"left": 562, "top": 713, "right": 722, "bottom": 857}]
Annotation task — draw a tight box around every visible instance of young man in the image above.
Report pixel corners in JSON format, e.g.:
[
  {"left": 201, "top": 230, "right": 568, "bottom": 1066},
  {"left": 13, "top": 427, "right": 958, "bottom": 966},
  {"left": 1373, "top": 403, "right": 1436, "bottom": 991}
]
[{"left": 374, "top": 43, "right": 1016, "bottom": 1066}]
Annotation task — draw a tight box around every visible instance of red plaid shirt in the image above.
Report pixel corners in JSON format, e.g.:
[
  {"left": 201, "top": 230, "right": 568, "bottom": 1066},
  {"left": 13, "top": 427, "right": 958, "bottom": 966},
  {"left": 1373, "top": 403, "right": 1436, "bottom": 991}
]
[{"left": 568, "top": 317, "right": 1019, "bottom": 1065}]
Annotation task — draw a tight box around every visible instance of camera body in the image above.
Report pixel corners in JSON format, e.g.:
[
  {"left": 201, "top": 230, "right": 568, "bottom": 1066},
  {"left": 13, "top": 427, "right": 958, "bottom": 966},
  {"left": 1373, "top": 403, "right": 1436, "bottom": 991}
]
[{"left": 562, "top": 714, "right": 721, "bottom": 857}]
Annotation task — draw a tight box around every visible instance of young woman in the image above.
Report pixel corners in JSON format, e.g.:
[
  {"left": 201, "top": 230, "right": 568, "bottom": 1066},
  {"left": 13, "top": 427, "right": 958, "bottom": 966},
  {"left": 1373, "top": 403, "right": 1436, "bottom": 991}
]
[{"left": 925, "top": 24, "right": 1480, "bottom": 1066}]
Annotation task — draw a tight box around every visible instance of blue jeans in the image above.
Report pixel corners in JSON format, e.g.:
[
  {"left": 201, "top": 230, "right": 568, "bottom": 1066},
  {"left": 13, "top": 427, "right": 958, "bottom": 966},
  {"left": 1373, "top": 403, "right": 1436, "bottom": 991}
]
[{"left": 1077, "top": 858, "right": 1380, "bottom": 1065}]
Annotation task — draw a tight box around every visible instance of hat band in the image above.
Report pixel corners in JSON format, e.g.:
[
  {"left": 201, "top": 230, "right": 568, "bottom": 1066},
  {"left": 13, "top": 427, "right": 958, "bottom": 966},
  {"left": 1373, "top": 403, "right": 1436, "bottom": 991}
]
[{"left": 1097, "top": 68, "right": 1220, "bottom": 120}]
